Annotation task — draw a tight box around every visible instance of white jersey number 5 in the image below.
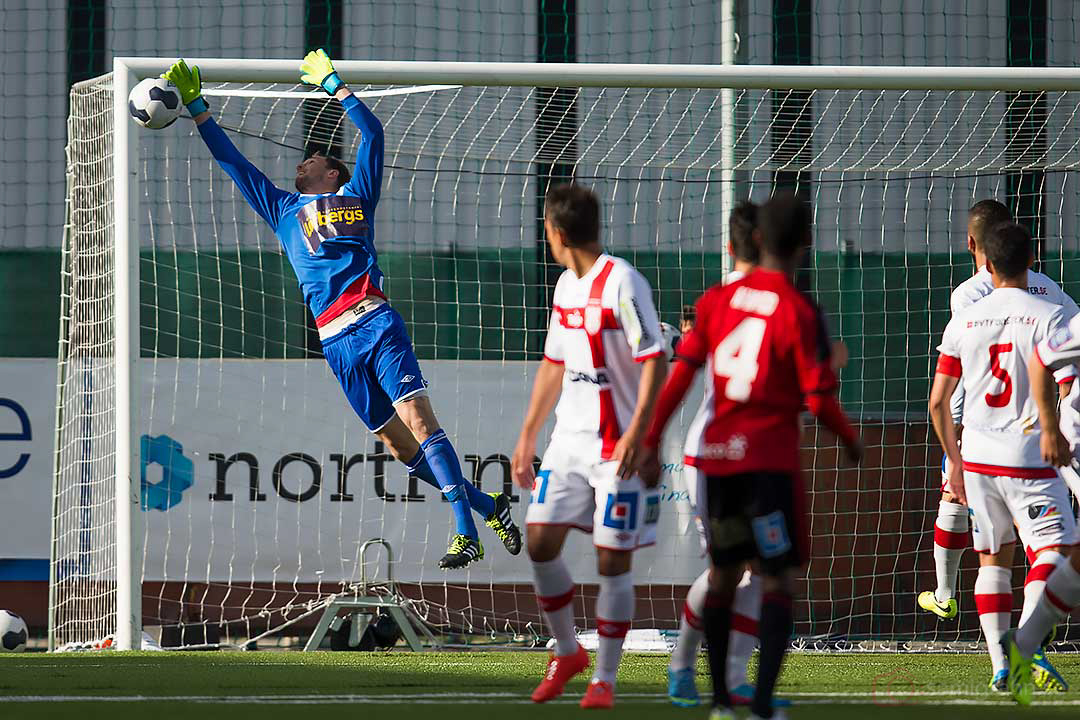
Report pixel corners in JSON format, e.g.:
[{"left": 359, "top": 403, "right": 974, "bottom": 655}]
[{"left": 713, "top": 317, "right": 766, "bottom": 402}]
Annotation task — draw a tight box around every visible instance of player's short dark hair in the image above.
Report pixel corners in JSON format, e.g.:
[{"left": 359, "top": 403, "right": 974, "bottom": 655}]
[
  {"left": 968, "top": 199, "right": 1011, "bottom": 247},
  {"left": 982, "top": 221, "right": 1032, "bottom": 279},
  {"left": 314, "top": 152, "right": 352, "bottom": 189},
  {"left": 729, "top": 200, "right": 759, "bottom": 264},
  {"left": 545, "top": 183, "right": 601, "bottom": 248},
  {"left": 757, "top": 192, "right": 812, "bottom": 260}
]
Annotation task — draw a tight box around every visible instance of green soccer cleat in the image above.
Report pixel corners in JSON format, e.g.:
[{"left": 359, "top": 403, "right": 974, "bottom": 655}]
[
  {"left": 485, "top": 492, "right": 522, "bottom": 556},
  {"left": 438, "top": 534, "right": 484, "bottom": 569},
  {"left": 917, "top": 590, "right": 958, "bottom": 620},
  {"left": 707, "top": 707, "right": 735, "bottom": 720},
  {"left": 1033, "top": 648, "right": 1068, "bottom": 693},
  {"left": 1002, "top": 629, "right": 1034, "bottom": 706}
]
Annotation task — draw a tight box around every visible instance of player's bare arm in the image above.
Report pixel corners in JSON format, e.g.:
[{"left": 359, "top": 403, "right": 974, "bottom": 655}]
[
  {"left": 612, "top": 354, "right": 667, "bottom": 481},
  {"left": 511, "top": 358, "right": 563, "bottom": 489},
  {"left": 1030, "top": 357, "right": 1071, "bottom": 467},
  {"left": 639, "top": 355, "right": 700, "bottom": 486},
  {"left": 929, "top": 371, "right": 965, "bottom": 504}
]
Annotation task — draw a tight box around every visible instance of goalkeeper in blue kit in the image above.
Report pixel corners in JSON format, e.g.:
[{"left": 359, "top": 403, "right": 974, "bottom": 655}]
[{"left": 163, "top": 50, "right": 520, "bottom": 569}]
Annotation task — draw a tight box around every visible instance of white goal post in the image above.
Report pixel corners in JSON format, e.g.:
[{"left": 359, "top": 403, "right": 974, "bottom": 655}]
[{"left": 55, "top": 57, "right": 1080, "bottom": 652}]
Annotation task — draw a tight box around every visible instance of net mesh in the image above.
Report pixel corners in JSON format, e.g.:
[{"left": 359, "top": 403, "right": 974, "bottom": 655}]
[{"left": 54, "top": 71, "right": 1080, "bottom": 651}]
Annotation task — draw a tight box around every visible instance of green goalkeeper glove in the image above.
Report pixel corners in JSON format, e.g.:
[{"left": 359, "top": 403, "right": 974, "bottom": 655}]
[
  {"left": 300, "top": 48, "right": 344, "bottom": 95},
  {"left": 163, "top": 59, "right": 209, "bottom": 115}
]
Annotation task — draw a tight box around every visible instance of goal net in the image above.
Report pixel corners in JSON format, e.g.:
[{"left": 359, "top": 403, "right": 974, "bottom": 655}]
[{"left": 53, "top": 60, "right": 1080, "bottom": 651}]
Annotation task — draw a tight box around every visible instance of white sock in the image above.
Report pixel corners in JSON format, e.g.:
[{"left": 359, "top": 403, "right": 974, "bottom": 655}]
[
  {"left": 669, "top": 569, "right": 709, "bottom": 672},
  {"left": 974, "top": 565, "right": 1013, "bottom": 674},
  {"left": 532, "top": 557, "right": 577, "bottom": 656},
  {"left": 1021, "top": 551, "right": 1066, "bottom": 626},
  {"left": 933, "top": 501, "right": 969, "bottom": 603},
  {"left": 728, "top": 570, "right": 762, "bottom": 689},
  {"left": 1017, "top": 561, "right": 1080, "bottom": 656},
  {"left": 593, "top": 572, "right": 634, "bottom": 687}
]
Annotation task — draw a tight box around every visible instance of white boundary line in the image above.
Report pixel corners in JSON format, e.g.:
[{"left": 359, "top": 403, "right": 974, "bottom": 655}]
[{"left": 6, "top": 691, "right": 1080, "bottom": 706}]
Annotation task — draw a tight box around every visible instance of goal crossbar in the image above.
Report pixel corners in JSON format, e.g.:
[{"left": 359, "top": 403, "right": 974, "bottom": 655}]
[{"left": 116, "top": 58, "right": 1080, "bottom": 92}]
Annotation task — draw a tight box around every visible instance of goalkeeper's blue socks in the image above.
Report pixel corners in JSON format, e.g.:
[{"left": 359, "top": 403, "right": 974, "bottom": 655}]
[
  {"left": 419, "top": 430, "right": 479, "bottom": 539},
  {"left": 405, "top": 445, "right": 496, "bottom": 519}
]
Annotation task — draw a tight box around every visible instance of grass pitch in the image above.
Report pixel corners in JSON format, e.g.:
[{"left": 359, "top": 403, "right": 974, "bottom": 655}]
[{"left": 3, "top": 650, "right": 1080, "bottom": 719}]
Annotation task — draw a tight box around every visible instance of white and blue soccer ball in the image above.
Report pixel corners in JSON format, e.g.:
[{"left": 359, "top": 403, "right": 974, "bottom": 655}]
[
  {"left": 128, "top": 77, "right": 182, "bottom": 129},
  {"left": 660, "top": 321, "right": 682, "bottom": 360},
  {"left": 0, "top": 609, "right": 27, "bottom": 652}
]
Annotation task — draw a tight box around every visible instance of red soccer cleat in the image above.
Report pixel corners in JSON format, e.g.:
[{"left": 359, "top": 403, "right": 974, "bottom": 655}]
[
  {"left": 580, "top": 679, "right": 615, "bottom": 709},
  {"left": 531, "top": 643, "right": 590, "bottom": 703}
]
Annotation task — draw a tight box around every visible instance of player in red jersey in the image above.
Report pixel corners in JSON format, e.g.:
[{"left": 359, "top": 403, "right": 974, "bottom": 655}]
[{"left": 639, "top": 193, "right": 862, "bottom": 720}]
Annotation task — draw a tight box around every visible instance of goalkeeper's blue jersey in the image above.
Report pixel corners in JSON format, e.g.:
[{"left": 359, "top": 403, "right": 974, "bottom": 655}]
[{"left": 197, "top": 94, "right": 385, "bottom": 327}]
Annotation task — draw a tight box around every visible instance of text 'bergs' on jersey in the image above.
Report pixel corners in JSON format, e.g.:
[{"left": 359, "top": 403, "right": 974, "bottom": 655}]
[{"left": 297, "top": 196, "right": 370, "bottom": 254}]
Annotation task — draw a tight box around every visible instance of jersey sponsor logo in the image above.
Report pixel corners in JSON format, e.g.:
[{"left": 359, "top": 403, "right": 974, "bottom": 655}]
[
  {"left": 567, "top": 369, "right": 610, "bottom": 386},
  {"left": 585, "top": 302, "right": 603, "bottom": 335},
  {"left": 752, "top": 510, "right": 792, "bottom": 558},
  {"left": 563, "top": 308, "right": 585, "bottom": 328},
  {"left": 699, "top": 434, "right": 749, "bottom": 461},
  {"left": 602, "top": 491, "right": 639, "bottom": 531},
  {"left": 297, "top": 196, "right": 370, "bottom": 254},
  {"left": 730, "top": 286, "right": 779, "bottom": 316},
  {"left": 1028, "top": 503, "right": 1061, "bottom": 520},
  {"left": 964, "top": 315, "right": 1037, "bottom": 329},
  {"left": 1029, "top": 286, "right": 1049, "bottom": 296}
]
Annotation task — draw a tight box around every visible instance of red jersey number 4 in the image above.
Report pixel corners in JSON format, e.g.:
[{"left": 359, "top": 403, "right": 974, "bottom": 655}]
[{"left": 713, "top": 317, "right": 766, "bottom": 402}]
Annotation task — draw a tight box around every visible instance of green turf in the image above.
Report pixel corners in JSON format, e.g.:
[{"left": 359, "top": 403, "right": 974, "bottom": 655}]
[{"left": 2, "top": 650, "right": 1079, "bottom": 719}]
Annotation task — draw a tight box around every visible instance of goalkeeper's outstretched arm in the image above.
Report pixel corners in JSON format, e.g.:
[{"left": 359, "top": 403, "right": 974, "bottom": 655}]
[
  {"left": 163, "top": 59, "right": 290, "bottom": 229},
  {"left": 301, "top": 49, "right": 385, "bottom": 206}
]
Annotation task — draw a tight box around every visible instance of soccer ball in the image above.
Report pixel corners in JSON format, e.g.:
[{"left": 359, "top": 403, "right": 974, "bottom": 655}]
[
  {"left": 660, "top": 321, "right": 682, "bottom": 360},
  {"left": 128, "top": 77, "right": 182, "bottom": 129},
  {"left": 0, "top": 609, "right": 27, "bottom": 652}
]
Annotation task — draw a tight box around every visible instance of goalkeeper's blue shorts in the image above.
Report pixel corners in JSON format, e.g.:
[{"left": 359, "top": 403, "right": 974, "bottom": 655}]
[{"left": 322, "top": 304, "right": 429, "bottom": 432}]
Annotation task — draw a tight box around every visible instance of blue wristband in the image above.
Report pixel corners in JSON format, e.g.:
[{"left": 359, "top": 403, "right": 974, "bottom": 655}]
[
  {"left": 186, "top": 96, "right": 209, "bottom": 116},
  {"left": 321, "top": 72, "right": 344, "bottom": 95}
]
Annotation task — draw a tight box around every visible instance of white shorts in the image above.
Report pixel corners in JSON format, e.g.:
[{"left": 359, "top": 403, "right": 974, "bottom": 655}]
[
  {"left": 525, "top": 433, "right": 660, "bottom": 551},
  {"left": 965, "top": 470, "right": 1077, "bottom": 555}
]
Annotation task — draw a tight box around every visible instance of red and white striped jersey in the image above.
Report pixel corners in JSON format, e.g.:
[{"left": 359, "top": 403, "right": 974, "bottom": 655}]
[
  {"left": 948, "top": 266, "right": 1078, "bottom": 422},
  {"left": 543, "top": 254, "right": 664, "bottom": 460},
  {"left": 937, "top": 287, "right": 1068, "bottom": 475}
]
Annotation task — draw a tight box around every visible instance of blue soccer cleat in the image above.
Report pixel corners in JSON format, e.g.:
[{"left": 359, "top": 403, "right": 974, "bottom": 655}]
[
  {"left": 731, "top": 683, "right": 792, "bottom": 708},
  {"left": 989, "top": 668, "right": 1009, "bottom": 693},
  {"left": 667, "top": 667, "right": 699, "bottom": 707}
]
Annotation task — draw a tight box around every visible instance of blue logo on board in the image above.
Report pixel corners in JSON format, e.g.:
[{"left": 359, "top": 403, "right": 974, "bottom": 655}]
[{"left": 140, "top": 434, "right": 194, "bottom": 511}]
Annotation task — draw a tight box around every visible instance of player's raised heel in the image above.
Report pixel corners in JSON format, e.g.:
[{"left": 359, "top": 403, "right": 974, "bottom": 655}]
[
  {"left": 1002, "top": 629, "right": 1034, "bottom": 705},
  {"left": 667, "top": 667, "right": 699, "bottom": 707},
  {"left": 531, "top": 643, "right": 590, "bottom": 703},
  {"left": 989, "top": 668, "right": 1009, "bottom": 692},
  {"left": 917, "top": 590, "right": 958, "bottom": 620},
  {"left": 438, "top": 534, "right": 484, "bottom": 569},
  {"left": 580, "top": 679, "right": 615, "bottom": 709},
  {"left": 485, "top": 492, "right": 522, "bottom": 555}
]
